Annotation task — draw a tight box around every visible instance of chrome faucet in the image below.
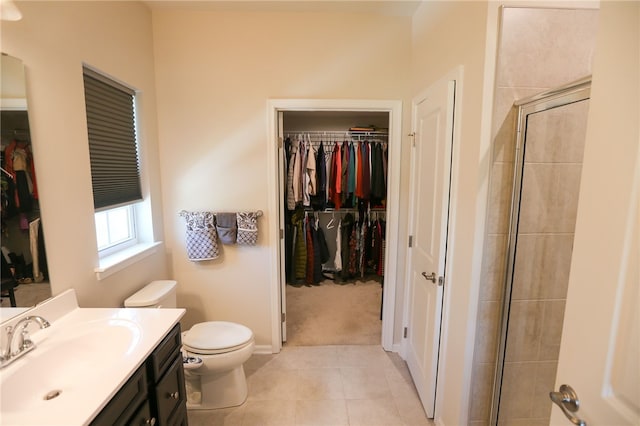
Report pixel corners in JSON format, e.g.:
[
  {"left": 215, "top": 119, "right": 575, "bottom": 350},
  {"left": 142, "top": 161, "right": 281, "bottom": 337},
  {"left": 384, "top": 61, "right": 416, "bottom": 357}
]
[{"left": 1, "top": 315, "right": 50, "bottom": 368}]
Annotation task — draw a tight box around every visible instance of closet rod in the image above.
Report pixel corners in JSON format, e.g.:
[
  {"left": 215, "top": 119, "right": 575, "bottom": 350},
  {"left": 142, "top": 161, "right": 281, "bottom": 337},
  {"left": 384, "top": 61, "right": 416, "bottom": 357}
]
[
  {"left": 320, "top": 208, "right": 386, "bottom": 212},
  {"left": 302, "top": 208, "right": 386, "bottom": 214},
  {"left": 285, "top": 130, "right": 388, "bottom": 136},
  {"left": 286, "top": 134, "right": 388, "bottom": 143}
]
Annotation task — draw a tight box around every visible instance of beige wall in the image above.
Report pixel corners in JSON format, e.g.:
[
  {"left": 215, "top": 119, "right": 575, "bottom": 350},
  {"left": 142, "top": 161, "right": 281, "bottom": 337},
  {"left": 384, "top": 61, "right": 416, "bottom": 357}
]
[
  {"left": 411, "top": 2, "right": 491, "bottom": 425},
  {"left": 1, "top": 1, "right": 169, "bottom": 307},
  {"left": 470, "top": 7, "right": 598, "bottom": 425},
  {"left": 151, "top": 8, "right": 412, "bottom": 347}
]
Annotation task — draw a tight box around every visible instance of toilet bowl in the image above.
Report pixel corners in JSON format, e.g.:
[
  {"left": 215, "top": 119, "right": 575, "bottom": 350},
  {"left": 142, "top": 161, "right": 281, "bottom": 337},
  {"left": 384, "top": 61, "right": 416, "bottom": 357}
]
[
  {"left": 181, "top": 321, "right": 254, "bottom": 410},
  {"left": 124, "top": 280, "right": 255, "bottom": 410}
]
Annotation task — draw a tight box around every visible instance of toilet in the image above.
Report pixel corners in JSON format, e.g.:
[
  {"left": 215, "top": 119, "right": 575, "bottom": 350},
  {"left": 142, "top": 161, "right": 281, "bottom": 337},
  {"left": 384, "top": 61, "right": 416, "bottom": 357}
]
[{"left": 124, "top": 280, "right": 255, "bottom": 410}]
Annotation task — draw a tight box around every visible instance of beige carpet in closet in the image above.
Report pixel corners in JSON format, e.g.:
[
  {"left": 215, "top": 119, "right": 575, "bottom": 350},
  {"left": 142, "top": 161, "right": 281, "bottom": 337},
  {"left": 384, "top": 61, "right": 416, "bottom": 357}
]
[{"left": 284, "top": 279, "right": 383, "bottom": 346}]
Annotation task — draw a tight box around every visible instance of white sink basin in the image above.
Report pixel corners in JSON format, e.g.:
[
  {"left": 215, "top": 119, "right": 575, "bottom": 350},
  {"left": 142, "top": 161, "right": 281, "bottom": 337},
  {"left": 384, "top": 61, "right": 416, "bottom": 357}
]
[{"left": 0, "top": 318, "right": 141, "bottom": 413}]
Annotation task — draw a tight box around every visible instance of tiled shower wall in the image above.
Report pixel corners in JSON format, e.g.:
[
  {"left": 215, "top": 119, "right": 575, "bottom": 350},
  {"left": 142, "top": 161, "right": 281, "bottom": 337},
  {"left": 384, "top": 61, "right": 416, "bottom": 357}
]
[{"left": 468, "top": 7, "right": 598, "bottom": 426}]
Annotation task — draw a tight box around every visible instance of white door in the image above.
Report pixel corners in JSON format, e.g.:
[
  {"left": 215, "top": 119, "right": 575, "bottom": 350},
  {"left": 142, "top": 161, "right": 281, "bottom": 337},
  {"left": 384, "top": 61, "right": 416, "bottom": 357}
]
[
  {"left": 550, "top": 164, "right": 639, "bottom": 425},
  {"left": 405, "top": 79, "right": 455, "bottom": 419},
  {"left": 277, "top": 111, "right": 288, "bottom": 342}
]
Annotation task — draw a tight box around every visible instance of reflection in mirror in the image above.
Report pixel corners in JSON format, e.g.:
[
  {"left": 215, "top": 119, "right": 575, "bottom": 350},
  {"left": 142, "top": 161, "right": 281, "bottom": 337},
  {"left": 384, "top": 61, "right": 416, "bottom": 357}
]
[{"left": 1, "top": 53, "right": 52, "bottom": 312}]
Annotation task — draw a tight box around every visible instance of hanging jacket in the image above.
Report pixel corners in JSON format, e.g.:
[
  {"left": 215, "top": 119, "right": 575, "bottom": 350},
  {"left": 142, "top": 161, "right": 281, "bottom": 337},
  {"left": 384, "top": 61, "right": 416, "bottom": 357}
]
[
  {"left": 311, "top": 142, "right": 326, "bottom": 210},
  {"left": 362, "top": 142, "right": 371, "bottom": 199},
  {"left": 330, "top": 143, "right": 342, "bottom": 209},
  {"left": 340, "top": 213, "right": 354, "bottom": 281},
  {"left": 311, "top": 221, "right": 324, "bottom": 284},
  {"left": 348, "top": 142, "right": 356, "bottom": 206},
  {"left": 286, "top": 138, "right": 297, "bottom": 210},
  {"left": 306, "top": 216, "right": 315, "bottom": 285},
  {"left": 340, "top": 141, "right": 349, "bottom": 205},
  {"left": 291, "top": 208, "right": 307, "bottom": 281},
  {"left": 371, "top": 142, "right": 386, "bottom": 203},
  {"left": 292, "top": 138, "right": 303, "bottom": 205},
  {"left": 355, "top": 143, "right": 364, "bottom": 198},
  {"left": 303, "top": 140, "right": 316, "bottom": 207}
]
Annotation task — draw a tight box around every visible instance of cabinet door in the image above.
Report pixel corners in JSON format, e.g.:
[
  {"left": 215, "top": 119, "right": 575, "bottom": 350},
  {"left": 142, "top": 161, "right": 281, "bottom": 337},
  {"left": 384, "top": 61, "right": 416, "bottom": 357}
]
[
  {"left": 154, "top": 355, "right": 186, "bottom": 424},
  {"left": 129, "top": 401, "right": 155, "bottom": 426},
  {"left": 150, "top": 324, "right": 182, "bottom": 381},
  {"left": 90, "top": 366, "right": 147, "bottom": 426},
  {"left": 166, "top": 403, "right": 189, "bottom": 426}
]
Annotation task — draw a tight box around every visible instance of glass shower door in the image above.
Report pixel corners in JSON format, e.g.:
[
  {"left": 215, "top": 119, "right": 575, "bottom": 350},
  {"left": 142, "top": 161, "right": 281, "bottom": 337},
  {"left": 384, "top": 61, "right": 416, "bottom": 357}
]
[{"left": 494, "top": 82, "right": 590, "bottom": 425}]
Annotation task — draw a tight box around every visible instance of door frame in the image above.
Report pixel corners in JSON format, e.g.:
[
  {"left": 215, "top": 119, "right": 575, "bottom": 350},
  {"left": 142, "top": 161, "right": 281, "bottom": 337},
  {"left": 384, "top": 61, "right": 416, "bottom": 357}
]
[
  {"left": 402, "top": 67, "right": 463, "bottom": 418},
  {"left": 266, "top": 99, "right": 403, "bottom": 353}
]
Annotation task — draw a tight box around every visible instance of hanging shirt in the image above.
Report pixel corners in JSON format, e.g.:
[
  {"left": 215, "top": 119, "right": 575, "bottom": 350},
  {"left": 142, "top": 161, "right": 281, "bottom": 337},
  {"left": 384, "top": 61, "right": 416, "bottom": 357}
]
[
  {"left": 330, "top": 143, "right": 342, "bottom": 209},
  {"left": 362, "top": 141, "right": 371, "bottom": 199},
  {"left": 292, "top": 137, "right": 303, "bottom": 204},
  {"left": 348, "top": 142, "right": 356, "bottom": 200},
  {"left": 341, "top": 141, "right": 349, "bottom": 205},
  {"left": 312, "top": 142, "right": 327, "bottom": 210},
  {"left": 324, "top": 146, "right": 333, "bottom": 205},
  {"left": 303, "top": 140, "right": 316, "bottom": 206},
  {"left": 299, "top": 139, "right": 308, "bottom": 205},
  {"left": 355, "top": 142, "right": 364, "bottom": 198},
  {"left": 334, "top": 219, "right": 342, "bottom": 272},
  {"left": 382, "top": 142, "right": 388, "bottom": 190},
  {"left": 371, "top": 142, "right": 386, "bottom": 202},
  {"left": 306, "top": 215, "right": 315, "bottom": 285},
  {"left": 286, "top": 138, "right": 298, "bottom": 210}
]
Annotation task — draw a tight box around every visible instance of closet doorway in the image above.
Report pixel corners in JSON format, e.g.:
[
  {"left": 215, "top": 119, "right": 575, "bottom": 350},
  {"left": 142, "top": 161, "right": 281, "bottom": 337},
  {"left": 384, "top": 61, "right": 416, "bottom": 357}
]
[{"left": 267, "top": 100, "right": 402, "bottom": 352}]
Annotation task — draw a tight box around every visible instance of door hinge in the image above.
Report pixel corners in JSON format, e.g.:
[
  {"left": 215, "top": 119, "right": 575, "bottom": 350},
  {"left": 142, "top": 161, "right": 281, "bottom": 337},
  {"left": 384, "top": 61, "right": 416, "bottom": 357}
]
[
  {"left": 408, "top": 132, "right": 416, "bottom": 147},
  {"left": 438, "top": 276, "right": 444, "bottom": 286},
  {"left": 403, "top": 327, "right": 408, "bottom": 338},
  {"left": 408, "top": 235, "right": 413, "bottom": 248},
  {"left": 281, "top": 312, "right": 286, "bottom": 323},
  {"left": 278, "top": 137, "right": 283, "bottom": 149},
  {"left": 280, "top": 229, "right": 284, "bottom": 239}
]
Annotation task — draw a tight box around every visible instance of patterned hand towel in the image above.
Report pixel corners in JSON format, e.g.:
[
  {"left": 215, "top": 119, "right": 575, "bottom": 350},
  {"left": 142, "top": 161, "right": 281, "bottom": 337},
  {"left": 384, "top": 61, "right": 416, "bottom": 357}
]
[
  {"left": 237, "top": 211, "right": 259, "bottom": 245},
  {"left": 179, "top": 211, "right": 219, "bottom": 261}
]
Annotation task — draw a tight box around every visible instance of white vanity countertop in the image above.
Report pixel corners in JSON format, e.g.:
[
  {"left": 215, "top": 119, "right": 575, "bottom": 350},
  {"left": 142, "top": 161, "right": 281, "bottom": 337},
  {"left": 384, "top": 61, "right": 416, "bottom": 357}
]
[
  {"left": 0, "top": 307, "right": 29, "bottom": 322},
  {"left": 0, "top": 289, "right": 185, "bottom": 426}
]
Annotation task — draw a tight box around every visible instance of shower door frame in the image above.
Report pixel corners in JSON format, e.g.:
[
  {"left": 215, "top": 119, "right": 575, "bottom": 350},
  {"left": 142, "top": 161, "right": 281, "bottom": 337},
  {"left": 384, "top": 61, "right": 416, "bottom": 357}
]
[{"left": 489, "top": 76, "right": 591, "bottom": 425}]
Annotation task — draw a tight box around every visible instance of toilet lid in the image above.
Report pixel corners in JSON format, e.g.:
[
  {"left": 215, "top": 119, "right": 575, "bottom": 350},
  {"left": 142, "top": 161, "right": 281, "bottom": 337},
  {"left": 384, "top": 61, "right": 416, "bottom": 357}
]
[{"left": 183, "top": 321, "right": 253, "bottom": 353}]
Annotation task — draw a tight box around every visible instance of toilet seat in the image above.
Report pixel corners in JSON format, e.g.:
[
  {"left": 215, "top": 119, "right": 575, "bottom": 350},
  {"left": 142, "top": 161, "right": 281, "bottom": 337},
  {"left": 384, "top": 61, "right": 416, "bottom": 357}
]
[{"left": 183, "top": 321, "right": 254, "bottom": 355}]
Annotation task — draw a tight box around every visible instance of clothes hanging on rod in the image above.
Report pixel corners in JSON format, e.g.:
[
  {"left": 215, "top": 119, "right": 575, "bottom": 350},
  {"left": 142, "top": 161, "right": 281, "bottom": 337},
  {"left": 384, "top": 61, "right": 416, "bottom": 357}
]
[
  {"left": 2, "top": 140, "right": 38, "bottom": 216},
  {"left": 285, "top": 134, "right": 388, "bottom": 212},
  {"left": 285, "top": 207, "right": 386, "bottom": 286}
]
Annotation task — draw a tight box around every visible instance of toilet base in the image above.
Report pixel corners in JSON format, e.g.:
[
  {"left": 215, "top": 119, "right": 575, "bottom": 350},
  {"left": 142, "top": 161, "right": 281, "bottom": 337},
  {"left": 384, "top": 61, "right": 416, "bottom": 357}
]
[{"left": 185, "top": 365, "right": 249, "bottom": 410}]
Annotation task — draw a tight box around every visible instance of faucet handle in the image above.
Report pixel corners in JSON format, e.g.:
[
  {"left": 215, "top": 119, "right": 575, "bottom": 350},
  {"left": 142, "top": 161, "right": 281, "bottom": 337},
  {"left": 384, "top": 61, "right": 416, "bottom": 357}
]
[
  {"left": 18, "top": 329, "right": 34, "bottom": 352},
  {"left": 1, "top": 325, "right": 15, "bottom": 360}
]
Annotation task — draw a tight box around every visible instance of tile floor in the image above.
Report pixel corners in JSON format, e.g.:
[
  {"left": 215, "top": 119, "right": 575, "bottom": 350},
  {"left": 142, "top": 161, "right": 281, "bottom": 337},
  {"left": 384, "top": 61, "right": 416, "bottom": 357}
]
[{"left": 187, "top": 345, "right": 434, "bottom": 426}]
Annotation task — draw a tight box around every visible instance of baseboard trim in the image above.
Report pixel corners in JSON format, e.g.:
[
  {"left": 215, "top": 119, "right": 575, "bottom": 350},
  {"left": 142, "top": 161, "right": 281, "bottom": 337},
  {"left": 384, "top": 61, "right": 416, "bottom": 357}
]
[
  {"left": 391, "top": 342, "right": 403, "bottom": 355},
  {"left": 253, "top": 344, "right": 274, "bottom": 354}
]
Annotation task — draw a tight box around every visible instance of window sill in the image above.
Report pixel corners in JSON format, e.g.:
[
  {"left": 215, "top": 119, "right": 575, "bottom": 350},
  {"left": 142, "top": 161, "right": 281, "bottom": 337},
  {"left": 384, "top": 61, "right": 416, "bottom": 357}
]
[{"left": 95, "top": 241, "right": 162, "bottom": 281}]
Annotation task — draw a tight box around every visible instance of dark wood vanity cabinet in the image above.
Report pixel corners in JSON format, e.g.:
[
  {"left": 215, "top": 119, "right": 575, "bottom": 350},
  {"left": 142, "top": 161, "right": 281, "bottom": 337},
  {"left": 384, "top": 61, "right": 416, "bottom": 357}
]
[
  {"left": 91, "top": 323, "right": 188, "bottom": 426},
  {"left": 148, "top": 324, "right": 189, "bottom": 426}
]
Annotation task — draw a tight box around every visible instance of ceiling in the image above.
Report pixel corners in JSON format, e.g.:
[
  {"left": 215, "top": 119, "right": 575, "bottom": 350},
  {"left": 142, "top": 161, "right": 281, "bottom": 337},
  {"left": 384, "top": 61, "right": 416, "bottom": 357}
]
[{"left": 144, "top": 1, "right": 422, "bottom": 17}]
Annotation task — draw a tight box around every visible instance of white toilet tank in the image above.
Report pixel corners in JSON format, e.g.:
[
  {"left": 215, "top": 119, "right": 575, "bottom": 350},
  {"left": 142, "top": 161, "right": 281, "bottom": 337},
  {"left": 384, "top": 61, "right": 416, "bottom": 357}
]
[{"left": 124, "top": 280, "right": 177, "bottom": 308}]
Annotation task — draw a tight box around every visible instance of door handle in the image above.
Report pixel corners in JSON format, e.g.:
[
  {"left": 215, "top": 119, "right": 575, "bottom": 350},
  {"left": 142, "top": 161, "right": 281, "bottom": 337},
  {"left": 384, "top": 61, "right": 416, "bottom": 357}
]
[
  {"left": 421, "top": 272, "right": 436, "bottom": 283},
  {"left": 549, "top": 384, "right": 586, "bottom": 426}
]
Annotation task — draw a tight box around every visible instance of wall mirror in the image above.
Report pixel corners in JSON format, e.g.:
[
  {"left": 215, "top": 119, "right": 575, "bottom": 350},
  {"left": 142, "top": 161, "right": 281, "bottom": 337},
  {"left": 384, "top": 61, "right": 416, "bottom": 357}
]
[{"left": 1, "top": 52, "right": 52, "bottom": 315}]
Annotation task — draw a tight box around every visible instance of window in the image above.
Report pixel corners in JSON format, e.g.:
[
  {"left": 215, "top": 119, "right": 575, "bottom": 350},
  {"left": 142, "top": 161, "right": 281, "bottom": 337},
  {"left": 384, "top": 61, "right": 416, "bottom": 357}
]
[
  {"left": 95, "top": 205, "right": 136, "bottom": 254},
  {"left": 83, "top": 66, "right": 141, "bottom": 256}
]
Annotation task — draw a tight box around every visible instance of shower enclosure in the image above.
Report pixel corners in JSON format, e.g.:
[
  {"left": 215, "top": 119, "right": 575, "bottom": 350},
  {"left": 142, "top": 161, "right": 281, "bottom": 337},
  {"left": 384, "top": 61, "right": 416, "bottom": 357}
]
[{"left": 490, "top": 77, "right": 591, "bottom": 425}]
